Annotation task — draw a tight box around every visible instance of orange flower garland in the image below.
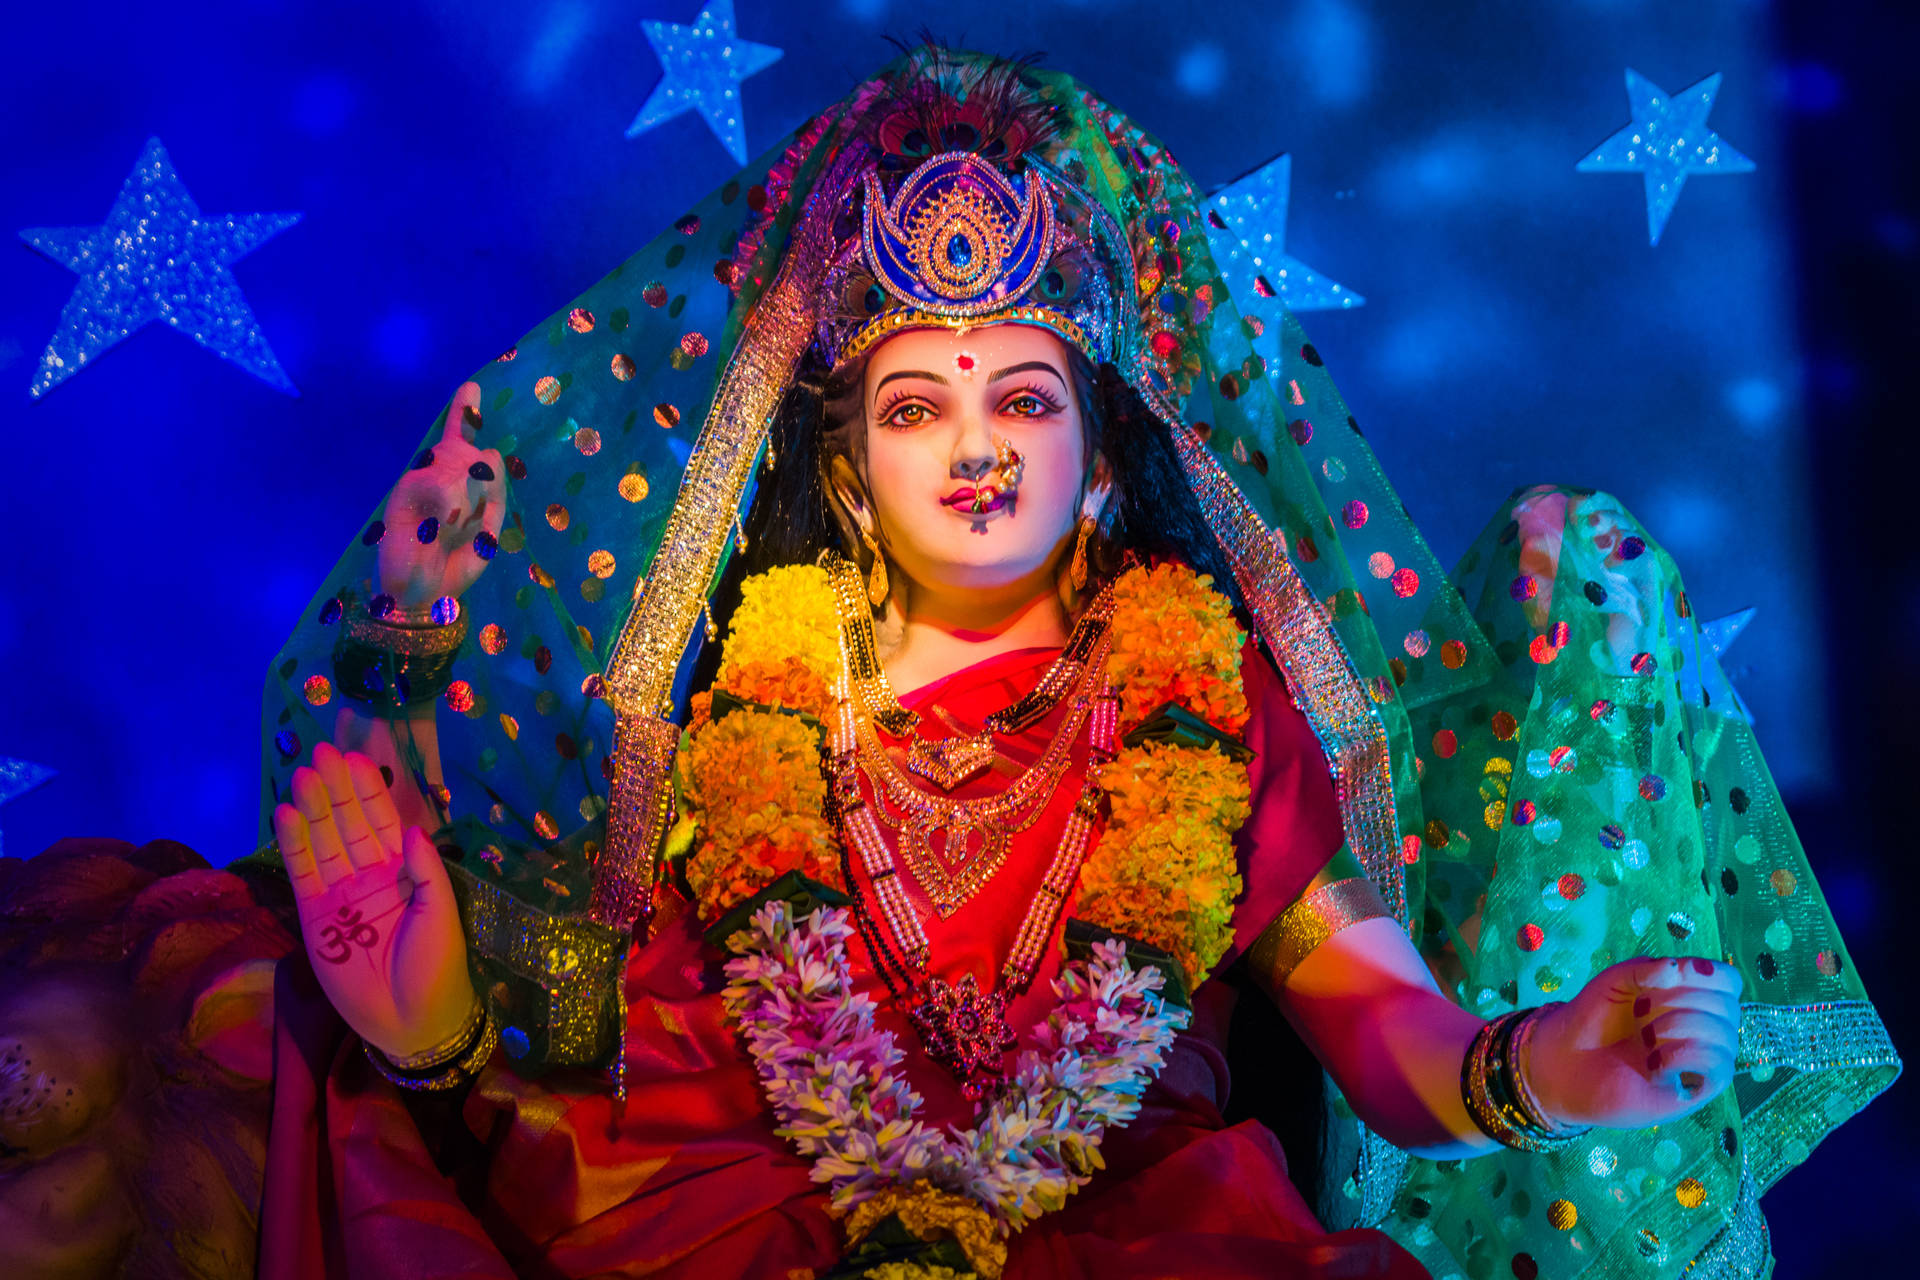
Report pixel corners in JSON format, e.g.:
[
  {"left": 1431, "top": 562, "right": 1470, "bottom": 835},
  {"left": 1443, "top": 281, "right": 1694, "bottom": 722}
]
[
  {"left": 1080, "top": 740, "right": 1251, "bottom": 990},
  {"left": 1105, "top": 560, "right": 1249, "bottom": 735},
  {"left": 683, "top": 709, "right": 845, "bottom": 915},
  {"left": 682, "top": 556, "right": 1258, "bottom": 991},
  {"left": 683, "top": 565, "right": 845, "bottom": 918}
]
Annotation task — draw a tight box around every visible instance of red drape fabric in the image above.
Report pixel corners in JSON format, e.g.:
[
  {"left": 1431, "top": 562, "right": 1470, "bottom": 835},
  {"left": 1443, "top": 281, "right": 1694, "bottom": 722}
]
[{"left": 260, "top": 644, "right": 1429, "bottom": 1279}]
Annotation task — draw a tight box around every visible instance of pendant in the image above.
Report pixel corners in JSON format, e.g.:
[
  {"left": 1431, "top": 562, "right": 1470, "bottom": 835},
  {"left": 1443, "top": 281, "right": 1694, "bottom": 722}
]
[
  {"left": 905, "top": 971, "right": 1017, "bottom": 1101},
  {"left": 901, "top": 815, "right": 1012, "bottom": 917},
  {"left": 905, "top": 731, "right": 997, "bottom": 790}
]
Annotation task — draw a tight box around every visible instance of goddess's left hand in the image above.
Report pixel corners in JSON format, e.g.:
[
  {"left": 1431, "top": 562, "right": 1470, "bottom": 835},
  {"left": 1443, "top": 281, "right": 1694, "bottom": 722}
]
[{"left": 1525, "top": 956, "right": 1743, "bottom": 1130}]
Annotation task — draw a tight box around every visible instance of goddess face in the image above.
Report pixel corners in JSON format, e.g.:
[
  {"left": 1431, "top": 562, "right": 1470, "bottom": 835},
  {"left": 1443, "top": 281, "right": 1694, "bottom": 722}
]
[{"left": 853, "top": 323, "right": 1103, "bottom": 599}]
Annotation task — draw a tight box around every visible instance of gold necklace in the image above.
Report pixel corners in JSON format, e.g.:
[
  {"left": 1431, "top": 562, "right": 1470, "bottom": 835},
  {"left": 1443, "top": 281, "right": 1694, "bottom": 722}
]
[
  {"left": 823, "top": 573, "right": 1122, "bottom": 1098},
  {"left": 823, "top": 556, "right": 1115, "bottom": 756},
  {"left": 826, "top": 559, "right": 1114, "bottom": 916}
]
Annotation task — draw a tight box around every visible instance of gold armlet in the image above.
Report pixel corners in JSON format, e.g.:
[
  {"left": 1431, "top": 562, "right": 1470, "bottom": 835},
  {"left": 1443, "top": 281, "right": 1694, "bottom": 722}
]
[{"left": 1247, "top": 876, "right": 1392, "bottom": 994}]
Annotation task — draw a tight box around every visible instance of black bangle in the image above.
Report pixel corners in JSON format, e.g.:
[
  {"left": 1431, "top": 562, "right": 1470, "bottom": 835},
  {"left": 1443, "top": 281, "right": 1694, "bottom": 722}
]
[
  {"left": 1461, "top": 1008, "right": 1589, "bottom": 1153},
  {"left": 333, "top": 637, "right": 459, "bottom": 708}
]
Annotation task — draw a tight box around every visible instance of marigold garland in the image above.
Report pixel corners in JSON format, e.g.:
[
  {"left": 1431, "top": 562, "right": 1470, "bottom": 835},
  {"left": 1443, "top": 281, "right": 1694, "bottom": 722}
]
[
  {"left": 1105, "top": 560, "right": 1249, "bottom": 735},
  {"left": 683, "top": 555, "right": 1265, "bottom": 1273},
  {"left": 684, "top": 557, "right": 1259, "bottom": 980},
  {"left": 683, "top": 564, "right": 845, "bottom": 919},
  {"left": 713, "top": 562, "right": 841, "bottom": 718},
  {"left": 1080, "top": 739, "right": 1252, "bottom": 989},
  {"left": 683, "top": 709, "right": 844, "bottom": 916},
  {"left": 838, "top": 1183, "right": 1009, "bottom": 1279}
]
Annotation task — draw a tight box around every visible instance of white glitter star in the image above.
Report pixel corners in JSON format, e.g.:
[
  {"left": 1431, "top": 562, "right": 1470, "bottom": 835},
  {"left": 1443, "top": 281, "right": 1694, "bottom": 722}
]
[
  {"left": 1577, "top": 69, "right": 1756, "bottom": 247},
  {"left": 627, "top": 0, "right": 784, "bottom": 165},
  {"left": 1203, "top": 153, "right": 1365, "bottom": 314},
  {"left": 18, "top": 136, "right": 301, "bottom": 398}
]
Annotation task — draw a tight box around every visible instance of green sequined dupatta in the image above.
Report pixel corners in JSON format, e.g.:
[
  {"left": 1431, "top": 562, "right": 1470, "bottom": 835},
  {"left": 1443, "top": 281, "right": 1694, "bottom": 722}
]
[{"left": 1382, "top": 484, "right": 1899, "bottom": 1279}]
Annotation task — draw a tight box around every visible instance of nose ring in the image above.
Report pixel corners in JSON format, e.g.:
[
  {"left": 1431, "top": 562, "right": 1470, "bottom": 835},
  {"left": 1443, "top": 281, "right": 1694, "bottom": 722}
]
[{"left": 971, "top": 436, "right": 1025, "bottom": 513}]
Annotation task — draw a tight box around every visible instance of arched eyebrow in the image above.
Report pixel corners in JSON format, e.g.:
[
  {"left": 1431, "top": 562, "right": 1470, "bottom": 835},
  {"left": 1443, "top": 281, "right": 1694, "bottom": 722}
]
[
  {"left": 872, "top": 369, "right": 947, "bottom": 396},
  {"left": 985, "top": 360, "right": 1065, "bottom": 385},
  {"left": 870, "top": 360, "right": 1066, "bottom": 399}
]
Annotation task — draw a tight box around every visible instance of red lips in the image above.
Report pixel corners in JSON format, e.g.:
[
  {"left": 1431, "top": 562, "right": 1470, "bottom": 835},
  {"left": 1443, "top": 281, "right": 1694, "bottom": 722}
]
[{"left": 940, "top": 485, "right": 1007, "bottom": 514}]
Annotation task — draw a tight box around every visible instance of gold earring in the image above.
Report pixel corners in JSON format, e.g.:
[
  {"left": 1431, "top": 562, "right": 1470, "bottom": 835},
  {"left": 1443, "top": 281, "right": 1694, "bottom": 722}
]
[
  {"left": 1069, "top": 515, "right": 1094, "bottom": 591},
  {"left": 860, "top": 526, "right": 890, "bottom": 608}
]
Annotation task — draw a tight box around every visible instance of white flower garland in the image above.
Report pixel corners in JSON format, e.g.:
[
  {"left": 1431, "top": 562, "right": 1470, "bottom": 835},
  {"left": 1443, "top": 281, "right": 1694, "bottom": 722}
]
[{"left": 719, "top": 899, "right": 1191, "bottom": 1232}]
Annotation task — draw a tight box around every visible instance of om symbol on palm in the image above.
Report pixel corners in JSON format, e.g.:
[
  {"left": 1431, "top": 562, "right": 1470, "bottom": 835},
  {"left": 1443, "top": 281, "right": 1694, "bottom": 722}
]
[{"left": 314, "top": 905, "right": 381, "bottom": 966}]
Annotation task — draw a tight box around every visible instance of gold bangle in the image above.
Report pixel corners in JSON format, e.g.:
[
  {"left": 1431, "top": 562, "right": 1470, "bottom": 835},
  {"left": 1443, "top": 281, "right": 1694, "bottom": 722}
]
[
  {"left": 1460, "top": 1009, "right": 1587, "bottom": 1153},
  {"left": 1461, "top": 1011, "right": 1534, "bottom": 1150},
  {"left": 365, "top": 1011, "right": 498, "bottom": 1093},
  {"left": 345, "top": 598, "right": 469, "bottom": 656},
  {"left": 1509, "top": 1007, "right": 1587, "bottom": 1137},
  {"left": 380, "top": 997, "right": 485, "bottom": 1072},
  {"left": 1246, "top": 876, "right": 1392, "bottom": 993}
]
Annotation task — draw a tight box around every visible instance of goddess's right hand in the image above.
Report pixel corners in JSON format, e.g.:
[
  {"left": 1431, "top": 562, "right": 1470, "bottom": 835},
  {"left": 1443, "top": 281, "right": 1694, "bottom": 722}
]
[
  {"left": 271, "top": 741, "right": 477, "bottom": 1059},
  {"left": 376, "top": 381, "right": 508, "bottom": 609}
]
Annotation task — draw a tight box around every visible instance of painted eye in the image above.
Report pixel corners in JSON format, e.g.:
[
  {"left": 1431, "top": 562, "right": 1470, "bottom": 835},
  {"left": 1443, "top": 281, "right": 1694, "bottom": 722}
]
[{"left": 1005, "top": 393, "right": 1059, "bottom": 417}]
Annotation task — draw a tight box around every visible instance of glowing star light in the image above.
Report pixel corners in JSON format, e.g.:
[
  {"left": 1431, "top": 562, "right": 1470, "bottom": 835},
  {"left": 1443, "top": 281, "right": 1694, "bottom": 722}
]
[
  {"left": 627, "top": 0, "right": 783, "bottom": 164},
  {"left": 1203, "top": 154, "right": 1365, "bottom": 313},
  {"left": 19, "top": 136, "right": 301, "bottom": 398},
  {"left": 0, "top": 757, "right": 55, "bottom": 857},
  {"left": 1577, "top": 69, "right": 1756, "bottom": 246}
]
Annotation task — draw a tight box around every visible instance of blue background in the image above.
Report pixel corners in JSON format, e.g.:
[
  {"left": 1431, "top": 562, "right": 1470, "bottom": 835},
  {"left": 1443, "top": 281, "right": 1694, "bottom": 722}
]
[{"left": 1, "top": 0, "right": 1910, "bottom": 1270}]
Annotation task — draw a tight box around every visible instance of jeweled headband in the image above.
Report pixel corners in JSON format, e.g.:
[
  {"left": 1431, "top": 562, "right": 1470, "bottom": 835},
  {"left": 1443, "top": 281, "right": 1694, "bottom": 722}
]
[{"left": 814, "top": 148, "right": 1131, "bottom": 370}]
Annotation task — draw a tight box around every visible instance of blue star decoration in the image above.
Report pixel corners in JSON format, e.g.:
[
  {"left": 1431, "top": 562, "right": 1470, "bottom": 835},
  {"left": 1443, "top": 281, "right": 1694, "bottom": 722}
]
[
  {"left": 627, "top": 0, "right": 783, "bottom": 165},
  {"left": 0, "top": 757, "right": 55, "bottom": 858},
  {"left": 1577, "top": 69, "right": 1756, "bottom": 247},
  {"left": 1202, "top": 154, "right": 1365, "bottom": 314},
  {"left": 19, "top": 136, "right": 301, "bottom": 399},
  {"left": 1701, "top": 607, "right": 1758, "bottom": 722},
  {"left": 1701, "top": 606, "right": 1756, "bottom": 662}
]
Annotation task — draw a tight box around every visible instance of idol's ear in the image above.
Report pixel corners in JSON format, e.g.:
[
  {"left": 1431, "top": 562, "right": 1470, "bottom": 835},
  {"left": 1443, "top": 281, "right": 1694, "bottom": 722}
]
[
  {"left": 826, "top": 452, "right": 874, "bottom": 540},
  {"left": 1083, "top": 450, "right": 1115, "bottom": 525}
]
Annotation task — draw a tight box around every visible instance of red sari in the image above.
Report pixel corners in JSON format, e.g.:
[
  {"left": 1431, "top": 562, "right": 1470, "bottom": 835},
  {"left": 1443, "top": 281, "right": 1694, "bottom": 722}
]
[{"left": 260, "top": 645, "right": 1430, "bottom": 1279}]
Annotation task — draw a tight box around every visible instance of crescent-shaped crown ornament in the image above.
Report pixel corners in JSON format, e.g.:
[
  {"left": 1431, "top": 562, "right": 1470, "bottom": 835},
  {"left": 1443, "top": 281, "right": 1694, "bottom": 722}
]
[{"left": 861, "top": 151, "right": 1056, "bottom": 316}]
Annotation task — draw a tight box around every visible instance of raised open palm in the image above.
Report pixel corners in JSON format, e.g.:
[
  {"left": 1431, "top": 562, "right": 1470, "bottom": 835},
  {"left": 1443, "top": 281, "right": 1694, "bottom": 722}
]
[{"left": 271, "top": 741, "right": 476, "bottom": 1059}]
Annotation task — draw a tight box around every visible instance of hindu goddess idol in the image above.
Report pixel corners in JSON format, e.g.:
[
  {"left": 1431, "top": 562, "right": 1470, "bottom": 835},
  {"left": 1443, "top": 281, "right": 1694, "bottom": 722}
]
[{"left": 2, "top": 40, "right": 1891, "bottom": 1280}]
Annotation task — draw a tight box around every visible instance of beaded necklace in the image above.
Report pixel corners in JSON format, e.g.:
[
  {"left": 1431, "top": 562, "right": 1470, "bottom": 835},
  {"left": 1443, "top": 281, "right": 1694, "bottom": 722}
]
[{"left": 825, "top": 557, "right": 1120, "bottom": 1097}]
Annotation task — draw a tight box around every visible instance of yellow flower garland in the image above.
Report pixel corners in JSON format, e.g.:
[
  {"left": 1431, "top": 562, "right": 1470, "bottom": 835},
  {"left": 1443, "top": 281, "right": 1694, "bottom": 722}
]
[
  {"left": 682, "top": 557, "right": 1254, "bottom": 992},
  {"left": 1080, "top": 739, "right": 1251, "bottom": 990},
  {"left": 682, "top": 565, "right": 845, "bottom": 915},
  {"left": 711, "top": 562, "right": 841, "bottom": 717}
]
